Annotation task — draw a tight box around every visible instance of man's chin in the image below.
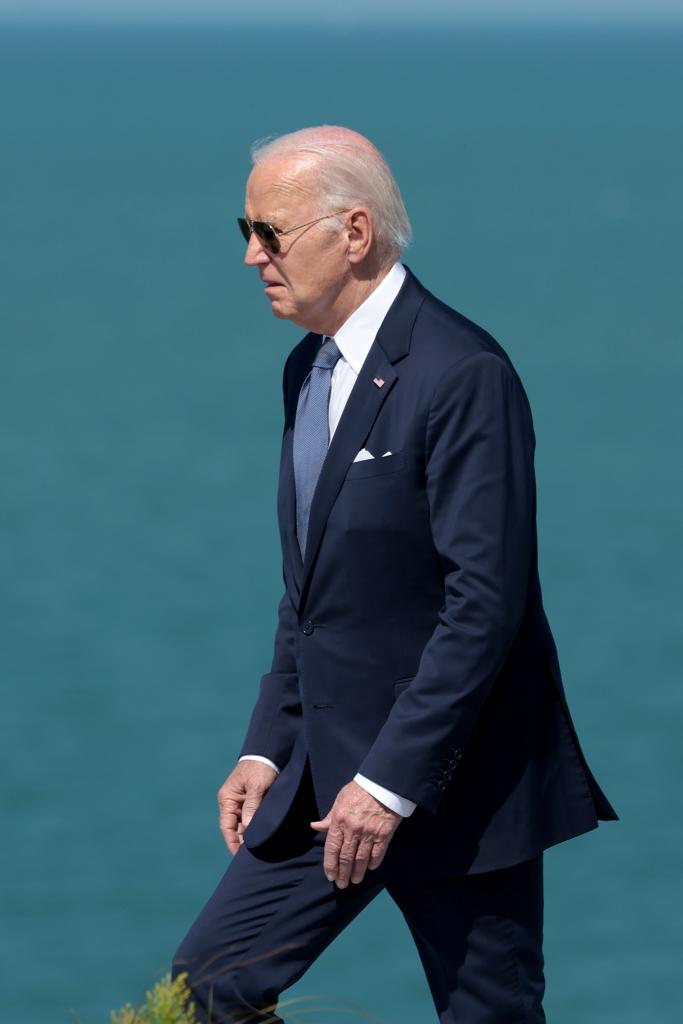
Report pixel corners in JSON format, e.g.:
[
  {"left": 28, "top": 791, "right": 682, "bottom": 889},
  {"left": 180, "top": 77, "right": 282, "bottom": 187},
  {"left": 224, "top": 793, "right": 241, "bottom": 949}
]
[{"left": 267, "top": 297, "right": 295, "bottom": 321}]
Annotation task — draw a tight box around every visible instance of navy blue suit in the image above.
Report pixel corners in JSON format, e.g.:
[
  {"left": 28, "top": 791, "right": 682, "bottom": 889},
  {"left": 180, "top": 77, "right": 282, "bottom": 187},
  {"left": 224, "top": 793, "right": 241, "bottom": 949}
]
[
  {"left": 173, "top": 268, "right": 617, "bottom": 1021},
  {"left": 238, "top": 266, "right": 616, "bottom": 871}
]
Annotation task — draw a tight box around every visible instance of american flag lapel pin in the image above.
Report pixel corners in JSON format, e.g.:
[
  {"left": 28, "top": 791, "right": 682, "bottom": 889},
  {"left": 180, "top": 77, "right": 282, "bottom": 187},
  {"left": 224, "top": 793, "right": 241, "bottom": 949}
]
[{"left": 373, "top": 377, "right": 385, "bottom": 388}]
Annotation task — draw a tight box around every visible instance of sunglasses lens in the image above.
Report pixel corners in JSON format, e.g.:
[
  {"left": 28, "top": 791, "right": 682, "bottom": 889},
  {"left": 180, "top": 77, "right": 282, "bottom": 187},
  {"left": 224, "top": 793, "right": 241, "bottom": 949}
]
[
  {"left": 237, "top": 218, "right": 281, "bottom": 254},
  {"left": 253, "top": 222, "right": 280, "bottom": 254}
]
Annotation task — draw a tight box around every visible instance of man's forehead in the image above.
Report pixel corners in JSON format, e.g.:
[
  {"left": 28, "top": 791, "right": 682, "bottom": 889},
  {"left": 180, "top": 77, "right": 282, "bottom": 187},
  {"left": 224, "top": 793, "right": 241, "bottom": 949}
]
[{"left": 246, "top": 156, "right": 317, "bottom": 216}]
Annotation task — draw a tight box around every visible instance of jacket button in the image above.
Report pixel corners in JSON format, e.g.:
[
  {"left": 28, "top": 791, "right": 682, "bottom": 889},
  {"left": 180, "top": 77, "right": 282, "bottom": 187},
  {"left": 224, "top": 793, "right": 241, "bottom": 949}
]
[
  {"left": 451, "top": 748, "right": 462, "bottom": 761},
  {"left": 301, "top": 620, "right": 314, "bottom": 636}
]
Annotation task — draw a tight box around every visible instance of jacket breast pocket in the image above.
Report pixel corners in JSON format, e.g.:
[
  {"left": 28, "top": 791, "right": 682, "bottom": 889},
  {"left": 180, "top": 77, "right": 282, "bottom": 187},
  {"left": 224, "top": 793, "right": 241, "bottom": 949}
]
[{"left": 345, "top": 451, "right": 406, "bottom": 481}]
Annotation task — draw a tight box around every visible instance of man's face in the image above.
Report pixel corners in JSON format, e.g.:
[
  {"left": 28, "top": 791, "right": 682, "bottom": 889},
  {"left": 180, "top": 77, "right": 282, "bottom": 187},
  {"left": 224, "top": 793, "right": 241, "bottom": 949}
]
[{"left": 243, "top": 156, "right": 349, "bottom": 332}]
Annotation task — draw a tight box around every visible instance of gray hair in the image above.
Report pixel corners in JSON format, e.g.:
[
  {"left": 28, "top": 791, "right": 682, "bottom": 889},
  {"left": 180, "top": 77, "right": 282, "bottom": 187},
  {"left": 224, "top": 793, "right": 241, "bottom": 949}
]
[{"left": 251, "top": 126, "right": 412, "bottom": 264}]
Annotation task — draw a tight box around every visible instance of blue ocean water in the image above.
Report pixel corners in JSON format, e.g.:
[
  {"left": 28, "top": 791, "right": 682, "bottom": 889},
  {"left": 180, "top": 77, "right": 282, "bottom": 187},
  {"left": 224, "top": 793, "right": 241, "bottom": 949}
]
[{"left": 1, "top": 22, "right": 681, "bottom": 1023}]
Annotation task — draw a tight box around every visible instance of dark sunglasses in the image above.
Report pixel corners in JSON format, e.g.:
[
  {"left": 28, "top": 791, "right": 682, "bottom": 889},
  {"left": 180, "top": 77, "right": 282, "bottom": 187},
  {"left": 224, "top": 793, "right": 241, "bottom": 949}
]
[{"left": 237, "top": 210, "right": 349, "bottom": 255}]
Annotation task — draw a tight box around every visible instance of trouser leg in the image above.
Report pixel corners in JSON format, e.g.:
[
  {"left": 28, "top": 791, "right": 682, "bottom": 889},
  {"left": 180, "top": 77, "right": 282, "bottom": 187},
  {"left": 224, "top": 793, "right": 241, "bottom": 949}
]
[
  {"left": 172, "top": 761, "right": 386, "bottom": 1023},
  {"left": 386, "top": 854, "right": 546, "bottom": 1023}
]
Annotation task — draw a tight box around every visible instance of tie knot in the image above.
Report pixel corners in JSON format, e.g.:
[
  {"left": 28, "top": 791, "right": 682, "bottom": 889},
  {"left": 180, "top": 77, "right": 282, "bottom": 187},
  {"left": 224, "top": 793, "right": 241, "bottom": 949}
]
[{"left": 312, "top": 336, "right": 341, "bottom": 372}]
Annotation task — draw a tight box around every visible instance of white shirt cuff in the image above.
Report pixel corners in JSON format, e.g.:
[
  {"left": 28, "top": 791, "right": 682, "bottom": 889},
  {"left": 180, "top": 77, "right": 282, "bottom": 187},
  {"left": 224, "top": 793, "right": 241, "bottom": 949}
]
[
  {"left": 353, "top": 772, "right": 416, "bottom": 817},
  {"left": 239, "top": 755, "right": 280, "bottom": 774}
]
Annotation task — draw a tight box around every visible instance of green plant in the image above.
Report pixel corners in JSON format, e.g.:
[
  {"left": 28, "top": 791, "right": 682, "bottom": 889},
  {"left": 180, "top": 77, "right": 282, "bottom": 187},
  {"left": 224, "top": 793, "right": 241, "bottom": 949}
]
[
  {"left": 108, "top": 969, "right": 387, "bottom": 1023},
  {"left": 111, "top": 972, "right": 196, "bottom": 1024}
]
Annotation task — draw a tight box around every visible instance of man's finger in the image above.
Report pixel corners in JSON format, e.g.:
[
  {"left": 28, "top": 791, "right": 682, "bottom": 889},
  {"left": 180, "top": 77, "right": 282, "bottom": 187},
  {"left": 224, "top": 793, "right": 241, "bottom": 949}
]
[
  {"left": 240, "top": 789, "right": 265, "bottom": 830},
  {"left": 350, "top": 835, "right": 376, "bottom": 884},
  {"left": 310, "top": 813, "right": 331, "bottom": 832},
  {"left": 218, "top": 783, "right": 248, "bottom": 852},
  {"left": 218, "top": 807, "right": 241, "bottom": 853},
  {"left": 331, "top": 832, "right": 360, "bottom": 889},
  {"left": 222, "top": 828, "right": 241, "bottom": 855},
  {"left": 322, "top": 824, "right": 345, "bottom": 881},
  {"left": 368, "top": 841, "right": 387, "bottom": 870},
  {"left": 349, "top": 837, "right": 375, "bottom": 885},
  {"left": 219, "top": 808, "right": 239, "bottom": 833}
]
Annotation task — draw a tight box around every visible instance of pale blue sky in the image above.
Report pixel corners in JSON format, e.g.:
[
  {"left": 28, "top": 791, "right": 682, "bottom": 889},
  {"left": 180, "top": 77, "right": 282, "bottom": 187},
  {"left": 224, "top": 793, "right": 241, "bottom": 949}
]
[{"left": 1, "top": 0, "right": 681, "bottom": 22}]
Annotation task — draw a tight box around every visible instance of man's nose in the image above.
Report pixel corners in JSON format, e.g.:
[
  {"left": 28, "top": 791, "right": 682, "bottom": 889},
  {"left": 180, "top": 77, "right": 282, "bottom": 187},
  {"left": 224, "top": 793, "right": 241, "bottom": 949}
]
[{"left": 244, "top": 232, "right": 270, "bottom": 267}]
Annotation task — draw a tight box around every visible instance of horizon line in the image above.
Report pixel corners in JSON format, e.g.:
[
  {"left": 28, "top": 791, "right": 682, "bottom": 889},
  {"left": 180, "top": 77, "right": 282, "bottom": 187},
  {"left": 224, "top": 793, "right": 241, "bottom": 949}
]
[{"left": 2, "top": 12, "right": 683, "bottom": 27}]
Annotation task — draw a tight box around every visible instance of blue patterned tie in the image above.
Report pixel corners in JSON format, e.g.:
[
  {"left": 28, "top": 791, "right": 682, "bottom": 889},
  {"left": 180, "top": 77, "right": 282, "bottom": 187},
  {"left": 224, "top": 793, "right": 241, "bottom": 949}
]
[{"left": 293, "top": 336, "right": 342, "bottom": 559}]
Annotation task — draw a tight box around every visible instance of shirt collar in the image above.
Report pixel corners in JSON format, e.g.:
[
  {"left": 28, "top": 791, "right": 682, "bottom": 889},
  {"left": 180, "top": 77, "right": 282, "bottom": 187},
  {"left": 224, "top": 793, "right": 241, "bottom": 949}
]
[{"left": 332, "top": 262, "right": 406, "bottom": 375}]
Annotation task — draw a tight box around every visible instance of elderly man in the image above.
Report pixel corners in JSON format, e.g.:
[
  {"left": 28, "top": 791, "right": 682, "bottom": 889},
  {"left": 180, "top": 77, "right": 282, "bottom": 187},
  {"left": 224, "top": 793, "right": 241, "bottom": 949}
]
[{"left": 173, "top": 126, "right": 617, "bottom": 1023}]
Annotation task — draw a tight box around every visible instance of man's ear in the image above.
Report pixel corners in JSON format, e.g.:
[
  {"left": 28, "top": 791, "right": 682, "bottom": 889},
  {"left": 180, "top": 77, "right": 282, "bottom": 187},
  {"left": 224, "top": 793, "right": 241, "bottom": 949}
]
[{"left": 346, "top": 208, "right": 374, "bottom": 264}]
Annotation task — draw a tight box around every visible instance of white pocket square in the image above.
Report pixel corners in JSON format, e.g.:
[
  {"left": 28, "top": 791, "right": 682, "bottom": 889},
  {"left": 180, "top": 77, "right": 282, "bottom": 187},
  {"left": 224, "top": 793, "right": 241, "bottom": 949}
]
[{"left": 353, "top": 449, "right": 393, "bottom": 463}]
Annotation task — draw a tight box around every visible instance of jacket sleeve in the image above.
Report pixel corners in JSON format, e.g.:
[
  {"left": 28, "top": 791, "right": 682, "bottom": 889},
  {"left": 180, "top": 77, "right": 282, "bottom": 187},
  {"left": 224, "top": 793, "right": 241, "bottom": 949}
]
[
  {"left": 236, "top": 352, "right": 302, "bottom": 767},
  {"left": 357, "top": 351, "right": 536, "bottom": 814}
]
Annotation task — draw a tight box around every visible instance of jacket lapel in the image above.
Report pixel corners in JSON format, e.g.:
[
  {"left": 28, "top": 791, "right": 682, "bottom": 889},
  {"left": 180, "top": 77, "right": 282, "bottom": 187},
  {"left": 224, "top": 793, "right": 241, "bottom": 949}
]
[
  {"left": 279, "top": 425, "right": 303, "bottom": 599},
  {"left": 295, "top": 267, "right": 427, "bottom": 612},
  {"left": 278, "top": 332, "right": 319, "bottom": 602},
  {"left": 299, "top": 348, "right": 398, "bottom": 605}
]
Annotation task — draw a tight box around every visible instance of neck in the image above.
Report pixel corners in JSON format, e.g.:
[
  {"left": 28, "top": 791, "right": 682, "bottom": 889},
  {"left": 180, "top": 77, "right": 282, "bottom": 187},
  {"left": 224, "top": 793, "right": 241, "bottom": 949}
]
[{"left": 313, "top": 260, "right": 396, "bottom": 337}]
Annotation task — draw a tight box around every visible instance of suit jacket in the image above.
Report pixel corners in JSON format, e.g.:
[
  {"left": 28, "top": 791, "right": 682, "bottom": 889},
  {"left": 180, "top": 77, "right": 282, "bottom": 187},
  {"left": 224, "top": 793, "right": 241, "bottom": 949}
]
[{"left": 238, "top": 267, "right": 618, "bottom": 877}]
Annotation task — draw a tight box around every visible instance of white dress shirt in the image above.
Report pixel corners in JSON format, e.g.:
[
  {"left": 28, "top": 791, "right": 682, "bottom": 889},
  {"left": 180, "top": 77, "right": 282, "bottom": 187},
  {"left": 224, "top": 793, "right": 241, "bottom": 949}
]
[{"left": 240, "top": 262, "right": 417, "bottom": 818}]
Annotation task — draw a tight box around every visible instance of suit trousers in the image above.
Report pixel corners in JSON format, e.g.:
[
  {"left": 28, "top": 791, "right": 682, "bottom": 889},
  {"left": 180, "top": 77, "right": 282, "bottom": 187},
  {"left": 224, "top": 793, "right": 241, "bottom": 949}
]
[{"left": 172, "top": 758, "right": 546, "bottom": 1024}]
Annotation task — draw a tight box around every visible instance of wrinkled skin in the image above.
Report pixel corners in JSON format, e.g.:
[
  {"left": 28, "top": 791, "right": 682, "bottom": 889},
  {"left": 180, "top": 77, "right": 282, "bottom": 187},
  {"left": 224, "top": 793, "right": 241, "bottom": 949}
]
[{"left": 218, "top": 762, "right": 401, "bottom": 887}]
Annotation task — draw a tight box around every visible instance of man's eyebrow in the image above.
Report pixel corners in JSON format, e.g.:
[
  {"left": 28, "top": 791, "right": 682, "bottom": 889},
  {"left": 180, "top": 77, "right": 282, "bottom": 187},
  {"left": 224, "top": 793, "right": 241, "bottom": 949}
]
[
  {"left": 248, "top": 205, "right": 286, "bottom": 226},
  {"left": 261, "top": 212, "right": 285, "bottom": 225}
]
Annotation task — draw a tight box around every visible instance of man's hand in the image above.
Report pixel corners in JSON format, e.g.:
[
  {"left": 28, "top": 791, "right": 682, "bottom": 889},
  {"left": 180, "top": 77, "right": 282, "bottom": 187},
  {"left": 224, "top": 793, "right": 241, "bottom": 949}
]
[
  {"left": 309, "top": 780, "right": 402, "bottom": 888},
  {"left": 217, "top": 760, "right": 278, "bottom": 855}
]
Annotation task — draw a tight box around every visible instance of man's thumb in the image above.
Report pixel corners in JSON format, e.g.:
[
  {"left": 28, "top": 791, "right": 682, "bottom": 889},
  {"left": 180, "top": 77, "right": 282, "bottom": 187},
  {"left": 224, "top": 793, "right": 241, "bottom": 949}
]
[
  {"left": 241, "top": 793, "right": 262, "bottom": 829},
  {"left": 310, "top": 813, "right": 331, "bottom": 832}
]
